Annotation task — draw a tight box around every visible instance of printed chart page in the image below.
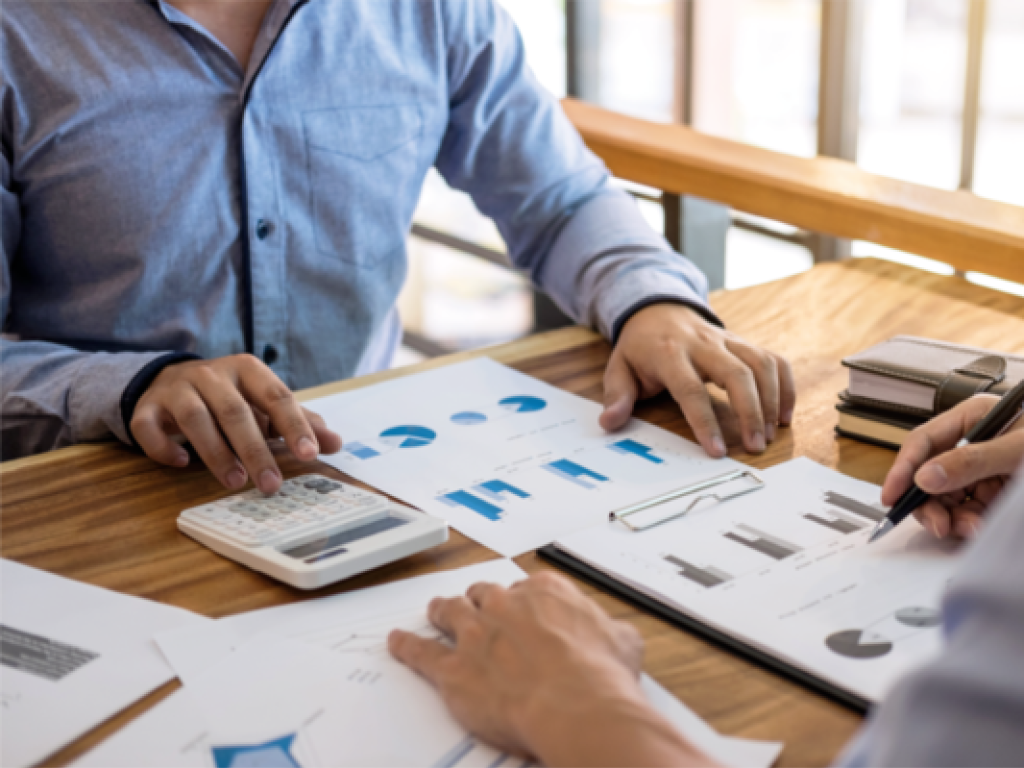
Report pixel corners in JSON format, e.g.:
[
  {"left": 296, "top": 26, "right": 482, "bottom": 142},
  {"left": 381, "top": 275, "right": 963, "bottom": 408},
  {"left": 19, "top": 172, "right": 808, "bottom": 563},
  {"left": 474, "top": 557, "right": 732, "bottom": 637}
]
[
  {"left": 82, "top": 561, "right": 781, "bottom": 768},
  {"left": 83, "top": 623, "right": 778, "bottom": 768},
  {"left": 156, "top": 560, "right": 528, "bottom": 685},
  {"left": 1, "top": 560, "right": 209, "bottom": 768},
  {"left": 304, "top": 358, "right": 741, "bottom": 556},
  {"left": 555, "top": 458, "right": 962, "bottom": 704}
]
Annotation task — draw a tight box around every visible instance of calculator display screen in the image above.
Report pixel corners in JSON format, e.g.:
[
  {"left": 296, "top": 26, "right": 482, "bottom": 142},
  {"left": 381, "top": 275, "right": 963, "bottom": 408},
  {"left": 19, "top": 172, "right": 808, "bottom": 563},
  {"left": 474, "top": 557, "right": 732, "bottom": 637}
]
[{"left": 282, "top": 515, "right": 409, "bottom": 563}]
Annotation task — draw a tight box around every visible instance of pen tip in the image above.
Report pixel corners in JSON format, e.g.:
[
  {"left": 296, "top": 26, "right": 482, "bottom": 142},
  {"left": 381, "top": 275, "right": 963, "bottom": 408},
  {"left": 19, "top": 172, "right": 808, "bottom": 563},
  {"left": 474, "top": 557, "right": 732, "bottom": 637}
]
[{"left": 868, "top": 520, "right": 892, "bottom": 543}]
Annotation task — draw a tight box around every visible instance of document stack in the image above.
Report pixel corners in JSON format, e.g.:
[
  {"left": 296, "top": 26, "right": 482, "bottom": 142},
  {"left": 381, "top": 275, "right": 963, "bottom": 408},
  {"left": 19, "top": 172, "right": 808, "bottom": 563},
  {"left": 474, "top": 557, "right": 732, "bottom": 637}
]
[{"left": 836, "top": 336, "right": 1024, "bottom": 449}]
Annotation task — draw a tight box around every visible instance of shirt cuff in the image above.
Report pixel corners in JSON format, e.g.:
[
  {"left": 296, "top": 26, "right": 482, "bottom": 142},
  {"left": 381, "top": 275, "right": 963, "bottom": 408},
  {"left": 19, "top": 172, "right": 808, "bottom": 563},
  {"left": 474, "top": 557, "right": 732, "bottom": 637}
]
[
  {"left": 118, "top": 352, "right": 202, "bottom": 450},
  {"left": 536, "top": 188, "right": 723, "bottom": 342},
  {"left": 610, "top": 295, "right": 724, "bottom": 345}
]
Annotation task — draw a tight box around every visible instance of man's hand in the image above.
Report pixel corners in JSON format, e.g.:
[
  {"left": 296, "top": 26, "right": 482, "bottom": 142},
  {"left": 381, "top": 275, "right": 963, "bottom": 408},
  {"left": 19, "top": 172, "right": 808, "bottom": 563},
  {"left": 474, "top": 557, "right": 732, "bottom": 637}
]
[
  {"left": 881, "top": 394, "right": 1024, "bottom": 539},
  {"left": 130, "top": 355, "right": 342, "bottom": 494},
  {"left": 389, "top": 573, "right": 713, "bottom": 768},
  {"left": 389, "top": 573, "right": 643, "bottom": 759},
  {"left": 601, "top": 304, "right": 796, "bottom": 457}
]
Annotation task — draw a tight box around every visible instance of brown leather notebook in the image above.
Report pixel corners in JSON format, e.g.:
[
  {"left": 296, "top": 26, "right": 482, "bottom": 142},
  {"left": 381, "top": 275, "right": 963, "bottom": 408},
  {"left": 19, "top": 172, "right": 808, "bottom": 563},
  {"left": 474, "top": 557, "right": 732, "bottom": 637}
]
[
  {"left": 842, "top": 336, "right": 1024, "bottom": 418},
  {"left": 835, "top": 396, "right": 926, "bottom": 450}
]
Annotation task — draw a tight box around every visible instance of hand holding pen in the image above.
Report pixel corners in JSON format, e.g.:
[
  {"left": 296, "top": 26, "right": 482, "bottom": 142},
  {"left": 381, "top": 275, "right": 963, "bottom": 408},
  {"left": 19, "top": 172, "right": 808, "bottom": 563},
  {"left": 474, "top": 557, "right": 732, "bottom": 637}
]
[{"left": 876, "top": 385, "right": 1024, "bottom": 541}]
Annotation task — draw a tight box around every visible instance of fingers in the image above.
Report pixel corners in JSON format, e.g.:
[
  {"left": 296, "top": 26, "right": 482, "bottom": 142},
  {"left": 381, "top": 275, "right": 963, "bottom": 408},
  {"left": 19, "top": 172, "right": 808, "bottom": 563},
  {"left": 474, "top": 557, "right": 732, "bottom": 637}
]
[
  {"left": 304, "top": 407, "right": 343, "bottom": 454},
  {"left": 659, "top": 357, "right": 727, "bottom": 458},
  {"left": 912, "top": 499, "right": 954, "bottom": 539},
  {"left": 168, "top": 387, "right": 251, "bottom": 490},
  {"left": 914, "top": 495, "right": 988, "bottom": 540},
  {"left": 234, "top": 356, "right": 320, "bottom": 464},
  {"left": 131, "top": 404, "right": 191, "bottom": 468},
  {"left": 428, "top": 596, "right": 480, "bottom": 639},
  {"left": 914, "top": 430, "right": 1024, "bottom": 495},
  {"left": 776, "top": 354, "right": 797, "bottom": 426},
  {"left": 950, "top": 506, "right": 984, "bottom": 539},
  {"left": 881, "top": 396, "right": 999, "bottom": 506},
  {"left": 727, "top": 340, "right": 779, "bottom": 442},
  {"left": 190, "top": 366, "right": 281, "bottom": 493},
  {"left": 697, "top": 348, "right": 765, "bottom": 453},
  {"left": 600, "top": 351, "right": 639, "bottom": 432},
  {"left": 467, "top": 580, "right": 509, "bottom": 607},
  {"left": 388, "top": 630, "right": 452, "bottom": 686}
]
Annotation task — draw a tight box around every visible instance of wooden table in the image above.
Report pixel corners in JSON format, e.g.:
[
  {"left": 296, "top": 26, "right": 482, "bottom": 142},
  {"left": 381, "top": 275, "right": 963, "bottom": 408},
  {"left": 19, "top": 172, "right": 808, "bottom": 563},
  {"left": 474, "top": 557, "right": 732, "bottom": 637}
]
[{"left": 6, "top": 258, "right": 1024, "bottom": 767}]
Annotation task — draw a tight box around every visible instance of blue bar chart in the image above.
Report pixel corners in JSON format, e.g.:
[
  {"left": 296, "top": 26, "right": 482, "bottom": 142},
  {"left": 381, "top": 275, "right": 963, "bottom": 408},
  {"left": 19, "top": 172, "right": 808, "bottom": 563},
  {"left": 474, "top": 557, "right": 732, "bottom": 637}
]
[
  {"left": 437, "top": 491, "right": 503, "bottom": 521},
  {"left": 541, "top": 459, "right": 609, "bottom": 490},
  {"left": 608, "top": 439, "right": 664, "bottom": 464},
  {"left": 212, "top": 734, "right": 300, "bottom": 768},
  {"left": 473, "top": 480, "right": 530, "bottom": 503},
  {"left": 344, "top": 441, "right": 380, "bottom": 460}
]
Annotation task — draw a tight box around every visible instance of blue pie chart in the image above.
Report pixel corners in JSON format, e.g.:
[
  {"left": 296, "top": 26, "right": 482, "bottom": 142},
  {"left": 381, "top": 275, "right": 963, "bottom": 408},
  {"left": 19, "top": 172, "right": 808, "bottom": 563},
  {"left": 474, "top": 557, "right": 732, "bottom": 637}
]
[
  {"left": 379, "top": 425, "right": 436, "bottom": 448},
  {"left": 499, "top": 395, "right": 547, "bottom": 414},
  {"left": 451, "top": 411, "right": 488, "bottom": 426}
]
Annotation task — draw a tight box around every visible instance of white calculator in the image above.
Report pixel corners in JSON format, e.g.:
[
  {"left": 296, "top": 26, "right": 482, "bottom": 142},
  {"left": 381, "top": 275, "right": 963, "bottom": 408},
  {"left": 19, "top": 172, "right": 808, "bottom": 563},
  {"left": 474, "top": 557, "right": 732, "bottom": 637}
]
[{"left": 178, "top": 474, "right": 448, "bottom": 589}]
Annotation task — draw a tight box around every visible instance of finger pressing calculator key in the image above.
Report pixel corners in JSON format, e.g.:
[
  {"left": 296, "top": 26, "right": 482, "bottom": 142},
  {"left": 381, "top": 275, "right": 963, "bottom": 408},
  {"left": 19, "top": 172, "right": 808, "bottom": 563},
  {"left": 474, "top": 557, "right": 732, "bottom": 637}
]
[{"left": 177, "top": 474, "right": 448, "bottom": 589}]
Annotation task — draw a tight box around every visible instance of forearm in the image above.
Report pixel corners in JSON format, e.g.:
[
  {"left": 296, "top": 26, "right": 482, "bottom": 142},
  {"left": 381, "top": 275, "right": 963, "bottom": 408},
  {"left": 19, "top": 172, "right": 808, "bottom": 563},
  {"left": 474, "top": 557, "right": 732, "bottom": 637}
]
[
  {"left": 0, "top": 339, "right": 170, "bottom": 457},
  {"left": 534, "top": 189, "right": 722, "bottom": 342},
  {"left": 518, "top": 684, "right": 717, "bottom": 768},
  {"left": 436, "top": 0, "right": 718, "bottom": 344}
]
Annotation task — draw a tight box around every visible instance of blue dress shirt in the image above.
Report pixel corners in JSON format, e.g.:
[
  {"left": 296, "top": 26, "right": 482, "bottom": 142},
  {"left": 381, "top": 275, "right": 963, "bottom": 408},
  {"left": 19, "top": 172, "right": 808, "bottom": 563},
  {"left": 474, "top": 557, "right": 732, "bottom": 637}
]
[{"left": 0, "top": 0, "right": 715, "bottom": 457}]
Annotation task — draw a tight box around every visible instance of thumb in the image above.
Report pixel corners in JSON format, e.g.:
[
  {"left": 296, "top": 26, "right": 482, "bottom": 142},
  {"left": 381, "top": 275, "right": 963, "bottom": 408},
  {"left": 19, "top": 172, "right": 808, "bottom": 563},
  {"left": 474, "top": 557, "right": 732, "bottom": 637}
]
[
  {"left": 387, "top": 630, "right": 451, "bottom": 686},
  {"left": 600, "top": 351, "right": 639, "bottom": 432},
  {"left": 915, "top": 430, "right": 1024, "bottom": 494}
]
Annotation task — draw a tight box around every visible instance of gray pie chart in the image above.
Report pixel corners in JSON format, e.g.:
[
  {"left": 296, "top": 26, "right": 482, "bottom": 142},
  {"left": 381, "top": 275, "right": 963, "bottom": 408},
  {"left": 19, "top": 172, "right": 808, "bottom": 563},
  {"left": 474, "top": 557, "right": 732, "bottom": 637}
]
[
  {"left": 825, "top": 629, "right": 893, "bottom": 659},
  {"left": 895, "top": 606, "right": 941, "bottom": 628}
]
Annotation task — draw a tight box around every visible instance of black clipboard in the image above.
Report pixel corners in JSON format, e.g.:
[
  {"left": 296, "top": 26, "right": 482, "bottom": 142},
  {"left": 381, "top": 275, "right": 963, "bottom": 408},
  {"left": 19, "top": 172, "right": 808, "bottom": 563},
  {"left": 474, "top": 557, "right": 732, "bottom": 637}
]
[{"left": 538, "top": 544, "right": 872, "bottom": 714}]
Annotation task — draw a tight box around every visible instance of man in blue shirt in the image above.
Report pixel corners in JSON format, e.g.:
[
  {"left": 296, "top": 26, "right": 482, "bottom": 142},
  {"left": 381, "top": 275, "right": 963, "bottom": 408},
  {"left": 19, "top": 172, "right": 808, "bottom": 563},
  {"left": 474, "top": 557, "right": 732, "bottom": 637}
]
[{"left": 1, "top": 0, "right": 794, "bottom": 493}]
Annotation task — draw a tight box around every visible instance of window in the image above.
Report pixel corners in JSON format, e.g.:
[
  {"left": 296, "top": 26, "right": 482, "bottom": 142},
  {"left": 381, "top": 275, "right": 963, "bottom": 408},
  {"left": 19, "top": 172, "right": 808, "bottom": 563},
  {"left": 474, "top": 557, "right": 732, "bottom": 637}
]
[{"left": 973, "top": 0, "right": 1024, "bottom": 206}]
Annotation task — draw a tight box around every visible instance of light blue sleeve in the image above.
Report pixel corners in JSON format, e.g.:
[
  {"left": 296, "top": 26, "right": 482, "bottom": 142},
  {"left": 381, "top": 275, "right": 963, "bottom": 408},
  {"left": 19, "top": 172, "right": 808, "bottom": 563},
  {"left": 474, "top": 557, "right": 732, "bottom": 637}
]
[
  {"left": 835, "top": 467, "right": 1024, "bottom": 767},
  {"left": 1, "top": 140, "right": 164, "bottom": 457},
  {"left": 435, "top": 0, "right": 720, "bottom": 341}
]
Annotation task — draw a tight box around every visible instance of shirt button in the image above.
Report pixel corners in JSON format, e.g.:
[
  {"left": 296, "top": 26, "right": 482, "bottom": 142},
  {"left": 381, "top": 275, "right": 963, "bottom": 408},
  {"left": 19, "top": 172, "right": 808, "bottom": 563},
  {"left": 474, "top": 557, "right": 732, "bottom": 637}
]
[
  {"left": 263, "top": 344, "right": 279, "bottom": 366},
  {"left": 255, "top": 219, "right": 273, "bottom": 240}
]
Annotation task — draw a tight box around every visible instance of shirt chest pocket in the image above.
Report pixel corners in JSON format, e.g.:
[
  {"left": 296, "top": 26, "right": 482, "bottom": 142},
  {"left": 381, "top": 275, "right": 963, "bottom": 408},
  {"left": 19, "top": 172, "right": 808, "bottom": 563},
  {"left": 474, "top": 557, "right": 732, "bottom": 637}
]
[{"left": 303, "top": 105, "right": 423, "bottom": 268}]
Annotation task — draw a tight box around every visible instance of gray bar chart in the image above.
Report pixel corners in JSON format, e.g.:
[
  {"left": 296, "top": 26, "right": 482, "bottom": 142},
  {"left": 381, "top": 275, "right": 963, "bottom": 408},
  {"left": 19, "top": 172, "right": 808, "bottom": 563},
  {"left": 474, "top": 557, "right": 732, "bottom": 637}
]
[
  {"left": 664, "top": 555, "right": 733, "bottom": 588},
  {"left": 804, "top": 512, "right": 863, "bottom": 535},
  {"left": 824, "top": 492, "right": 885, "bottom": 522},
  {"left": 724, "top": 524, "right": 801, "bottom": 560}
]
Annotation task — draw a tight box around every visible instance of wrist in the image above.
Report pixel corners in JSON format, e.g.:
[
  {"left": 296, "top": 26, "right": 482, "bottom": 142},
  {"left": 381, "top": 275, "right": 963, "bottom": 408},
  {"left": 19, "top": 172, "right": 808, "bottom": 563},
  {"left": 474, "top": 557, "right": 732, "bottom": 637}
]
[
  {"left": 611, "top": 297, "right": 723, "bottom": 345},
  {"left": 514, "top": 677, "right": 710, "bottom": 768}
]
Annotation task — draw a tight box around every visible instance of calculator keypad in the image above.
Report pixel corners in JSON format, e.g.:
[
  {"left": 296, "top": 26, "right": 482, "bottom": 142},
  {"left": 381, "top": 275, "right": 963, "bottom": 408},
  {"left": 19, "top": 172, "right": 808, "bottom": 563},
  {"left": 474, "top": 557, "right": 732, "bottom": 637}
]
[{"left": 181, "top": 475, "right": 390, "bottom": 548}]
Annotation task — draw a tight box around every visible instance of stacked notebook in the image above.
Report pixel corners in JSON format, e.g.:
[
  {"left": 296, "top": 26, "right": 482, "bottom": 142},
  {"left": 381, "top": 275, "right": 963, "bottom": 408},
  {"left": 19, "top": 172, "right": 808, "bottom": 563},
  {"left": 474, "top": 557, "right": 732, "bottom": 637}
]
[{"left": 836, "top": 336, "right": 1024, "bottom": 449}]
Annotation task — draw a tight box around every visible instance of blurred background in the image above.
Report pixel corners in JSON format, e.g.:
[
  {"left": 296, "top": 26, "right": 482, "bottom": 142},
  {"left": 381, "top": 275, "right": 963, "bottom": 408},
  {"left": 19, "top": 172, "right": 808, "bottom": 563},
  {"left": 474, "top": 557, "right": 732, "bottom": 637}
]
[{"left": 395, "top": 0, "right": 1024, "bottom": 367}]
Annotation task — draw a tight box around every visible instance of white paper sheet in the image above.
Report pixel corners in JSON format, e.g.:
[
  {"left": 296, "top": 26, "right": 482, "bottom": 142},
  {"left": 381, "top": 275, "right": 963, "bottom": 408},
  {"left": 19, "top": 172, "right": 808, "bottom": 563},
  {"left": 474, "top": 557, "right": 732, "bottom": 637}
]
[
  {"left": 555, "top": 457, "right": 962, "bottom": 704},
  {"left": 156, "top": 559, "right": 526, "bottom": 685},
  {"left": 303, "top": 358, "right": 741, "bottom": 557},
  {"left": 82, "top": 561, "right": 781, "bottom": 768},
  {"left": 0, "top": 559, "right": 210, "bottom": 767},
  {"left": 82, "top": 636, "right": 781, "bottom": 768}
]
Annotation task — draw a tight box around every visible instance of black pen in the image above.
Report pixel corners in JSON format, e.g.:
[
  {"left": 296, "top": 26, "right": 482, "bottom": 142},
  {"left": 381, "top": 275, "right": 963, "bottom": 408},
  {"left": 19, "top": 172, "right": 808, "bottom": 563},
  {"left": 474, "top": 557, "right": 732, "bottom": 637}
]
[{"left": 869, "top": 377, "right": 1024, "bottom": 542}]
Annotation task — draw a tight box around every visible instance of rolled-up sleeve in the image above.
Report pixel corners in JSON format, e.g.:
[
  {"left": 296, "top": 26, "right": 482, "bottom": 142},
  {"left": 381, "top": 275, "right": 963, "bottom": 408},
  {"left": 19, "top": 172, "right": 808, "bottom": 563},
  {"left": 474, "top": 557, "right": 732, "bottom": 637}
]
[{"left": 435, "top": 0, "right": 719, "bottom": 342}]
